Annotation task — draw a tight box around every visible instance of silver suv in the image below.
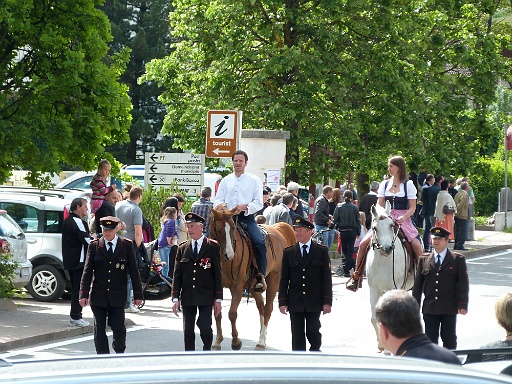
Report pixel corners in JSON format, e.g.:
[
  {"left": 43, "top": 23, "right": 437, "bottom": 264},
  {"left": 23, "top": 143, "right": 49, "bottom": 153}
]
[
  {"left": 0, "top": 210, "right": 32, "bottom": 288},
  {"left": 0, "top": 190, "right": 87, "bottom": 301}
]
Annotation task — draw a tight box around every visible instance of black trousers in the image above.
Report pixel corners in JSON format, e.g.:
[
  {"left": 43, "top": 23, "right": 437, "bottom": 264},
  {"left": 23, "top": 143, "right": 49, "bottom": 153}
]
[
  {"left": 68, "top": 267, "right": 84, "bottom": 320},
  {"left": 91, "top": 305, "right": 126, "bottom": 354},
  {"left": 454, "top": 217, "right": 467, "bottom": 249},
  {"left": 340, "top": 230, "right": 357, "bottom": 274},
  {"left": 423, "top": 313, "right": 457, "bottom": 350},
  {"left": 289, "top": 310, "right": 322, "bottom": 351},
  {"left": 182, "top": 305, "right": 213, "bottom": 351}
]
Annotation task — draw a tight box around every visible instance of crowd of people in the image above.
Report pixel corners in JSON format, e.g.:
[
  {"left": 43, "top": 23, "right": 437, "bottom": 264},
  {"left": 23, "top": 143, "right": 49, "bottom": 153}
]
[{"left": 61, "top": 154, "right": 511, "bottom": 363}]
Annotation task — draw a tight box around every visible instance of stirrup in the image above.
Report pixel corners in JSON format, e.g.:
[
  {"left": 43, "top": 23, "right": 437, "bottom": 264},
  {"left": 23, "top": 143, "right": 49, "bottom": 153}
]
[
  {"left": 346, "top": 276, "right": 362, "bottom": 292},
  {"left": 253, "top": 274, "right": 267, "bottom": 293}
]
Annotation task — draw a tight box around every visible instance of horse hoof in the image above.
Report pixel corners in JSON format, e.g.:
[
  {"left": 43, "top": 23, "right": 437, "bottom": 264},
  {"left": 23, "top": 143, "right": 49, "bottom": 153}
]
[
  {"left": 211, "top": 345, "right": 221, "bottom": 351},
  {"left": 255, "top": 344, "right": 266, "bottom": 351},
  {"left": 232, "top": 340, "right": 242, "bottom": 350}
]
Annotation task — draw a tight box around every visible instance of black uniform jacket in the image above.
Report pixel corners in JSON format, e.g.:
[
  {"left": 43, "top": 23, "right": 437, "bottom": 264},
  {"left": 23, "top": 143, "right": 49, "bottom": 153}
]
[
  {"left": 62, "top": 212, "right": 91, "bottom": 270},
  {"left": 412, "top": 249, "right": 469, "bottom": 315},
  {"left": 172, "top": 238, "right": 223, "bottom": 307},
  {"left": 278, "top": 241, "right": 333, "bottom": 312},
  {"left": 80, "top": 236, "right": 143, "bottom": 307},
  {"left": 397, "top": 334, "right": 461, "bottom": 365}
]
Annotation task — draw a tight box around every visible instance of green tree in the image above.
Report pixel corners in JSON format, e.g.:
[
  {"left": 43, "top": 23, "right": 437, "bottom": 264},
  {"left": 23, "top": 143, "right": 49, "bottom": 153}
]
[
  {"left": 143, "top": 0, "right": 510, "bottom": 187},
  {"left": 100, "top": 0, "right": 177, "bottom": 164},
  {"left": 0, "top": 0, "right": 132, "bottom": 184}
]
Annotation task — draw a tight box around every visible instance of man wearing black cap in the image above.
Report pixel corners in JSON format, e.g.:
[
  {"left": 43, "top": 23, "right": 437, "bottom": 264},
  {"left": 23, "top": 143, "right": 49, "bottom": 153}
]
[
  {"left": 79, "top": 216, "right": 143, "bottom": 354},
  {"left": 172, "top": 212, "right": 223, "bottom": 351},
  {"left": 278, "top": 216, "right": 333, "bottom": 351},
  {"left": 412, "top": 226, "right": 469, "bottom": 350}
]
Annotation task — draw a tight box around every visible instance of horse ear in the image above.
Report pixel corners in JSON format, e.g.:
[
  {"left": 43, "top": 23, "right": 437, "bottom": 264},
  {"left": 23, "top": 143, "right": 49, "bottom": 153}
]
[
  {"left": 384, "top": 201, "right": 391, "bottom": 215},
  {"left": 211, "top": 207, "right": 220, "bottom": 218},
  {"left": 229, "top": 206, "right": 238, "bottom": 215}
]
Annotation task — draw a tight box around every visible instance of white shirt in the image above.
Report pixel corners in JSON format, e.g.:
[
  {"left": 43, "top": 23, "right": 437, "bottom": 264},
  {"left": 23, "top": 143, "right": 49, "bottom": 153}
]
[
  {"left": 214, "top": 172, "right": 263, "bottom": 215},
  {"left": 434, "top": 248, "right": 447, "bottom": 265},
  {"left": 298, "top": 239, "right": 312, "bottom": 257},
  {"left": 377, "top": 178, "right": 417, "bottom": 199},
  {"left": 105, "top": 235, "right": 119, "bottom": 253},
  {"left": 192, "top": 236, "right": 205, "bottom": 252}
]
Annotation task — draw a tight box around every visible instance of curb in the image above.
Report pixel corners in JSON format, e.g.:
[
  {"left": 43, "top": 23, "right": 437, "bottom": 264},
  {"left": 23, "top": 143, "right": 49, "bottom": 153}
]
[
  {"left": 459, "top": 244, "right": 511, "bottom": 258},
  {"left": 0, "top": 318, "right": 136, "bottom": 353}
]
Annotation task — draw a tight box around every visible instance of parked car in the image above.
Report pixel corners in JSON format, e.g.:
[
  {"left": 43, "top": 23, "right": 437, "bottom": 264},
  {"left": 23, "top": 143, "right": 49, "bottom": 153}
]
[
  {"left": 0, "top": 185, "right": 90, "bottom": 200},
  {"left": 0, "top": 192, "right": 75, "bottom": 301},
  {"left": 54, "top": 171, "right": 124, "bottom": 193},
  {"left": 0, "top": 352, "right": 511, "bottom": 383},
  {"left": 0, "top": 210, "right": 32, "bottom": 289}
]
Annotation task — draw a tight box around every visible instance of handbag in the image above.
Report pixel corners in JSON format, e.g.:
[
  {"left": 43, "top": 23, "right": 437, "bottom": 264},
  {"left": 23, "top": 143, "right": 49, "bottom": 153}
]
[{"left": 443, "top": 204, "right": 455, "bottom": 214}]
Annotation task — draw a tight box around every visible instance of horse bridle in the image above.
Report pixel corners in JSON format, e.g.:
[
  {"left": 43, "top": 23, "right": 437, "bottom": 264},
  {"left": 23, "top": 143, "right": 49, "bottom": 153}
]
[{"left": 371, "top": 214, "right": 410, "bottom": 290}]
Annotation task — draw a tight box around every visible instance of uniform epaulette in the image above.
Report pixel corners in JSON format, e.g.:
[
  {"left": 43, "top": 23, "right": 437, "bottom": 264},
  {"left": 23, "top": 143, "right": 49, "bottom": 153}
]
[
  {"left": 207, "top": 238, "right": 219, "bottom": 245},
  {"left": 317, "top": 243, "right": 327, "bottom": 248},
  {"left": 124, "top": 238, "right": 133, "bottom": 243},
  {"left": 90, "top": 238, "right": 99, "bottom": 243},
  {"left": 179, "top": 240, "right": 188, "bottom": 246},
  {"left": 284, "top": 244, "right": 294, "bottom": 250}
]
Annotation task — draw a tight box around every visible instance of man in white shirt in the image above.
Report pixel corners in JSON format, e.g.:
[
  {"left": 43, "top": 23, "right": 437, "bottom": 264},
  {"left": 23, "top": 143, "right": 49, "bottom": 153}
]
[{"left": 214, "top": 150, "right": 267, "bottom": 291}]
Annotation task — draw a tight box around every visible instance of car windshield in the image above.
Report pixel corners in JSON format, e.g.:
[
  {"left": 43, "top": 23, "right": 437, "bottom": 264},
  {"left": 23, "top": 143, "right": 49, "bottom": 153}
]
[{"left": 0, "top": 213, "right": 23, "bottom": 238}]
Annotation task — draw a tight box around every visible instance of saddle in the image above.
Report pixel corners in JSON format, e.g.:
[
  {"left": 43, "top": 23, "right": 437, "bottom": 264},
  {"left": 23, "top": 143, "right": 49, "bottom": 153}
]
[{"left": 234, "top": 223, "right": 272, "bottom": 291}]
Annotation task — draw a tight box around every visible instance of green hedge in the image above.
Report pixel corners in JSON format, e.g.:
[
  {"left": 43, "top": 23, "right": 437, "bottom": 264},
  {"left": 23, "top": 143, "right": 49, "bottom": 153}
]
[
  {"left": 0, "top": 251, "right": 17, "bottom": 299},
  {"left": 471, "top": 157, "right": 512, "bottom": 217},
  {"left": 139, "top": 183, "right": 193, "bottom": 239}
]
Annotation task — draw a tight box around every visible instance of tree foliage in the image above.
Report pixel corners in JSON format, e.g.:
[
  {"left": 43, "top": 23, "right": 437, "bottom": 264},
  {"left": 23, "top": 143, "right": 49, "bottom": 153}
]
[
  {"left": 100, "top": 0, "right": 177, "bottom": 164},
  {"left": 0, "top": 0, "right": 132, "bottom": 184},
  {"left": 143, "top": 0, "right": 511, "bottom": 186}
]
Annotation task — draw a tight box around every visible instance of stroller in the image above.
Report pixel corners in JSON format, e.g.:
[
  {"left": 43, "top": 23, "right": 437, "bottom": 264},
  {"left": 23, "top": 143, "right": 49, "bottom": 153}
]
[{"left": 137, "top": 240, "right": 173, "bottom": 309}]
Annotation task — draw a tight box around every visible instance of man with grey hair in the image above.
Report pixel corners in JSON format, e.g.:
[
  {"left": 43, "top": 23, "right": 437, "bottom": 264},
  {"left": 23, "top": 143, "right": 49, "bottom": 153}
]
[
  {"left": 287, "top": 181, "right": 305, "bottom": 219},
  {"left": 375, "top": 289, "right": 461, "bottom": 365},
  {"left": 358, "top": 181, "right": 379, "bottom": 230},
  {"left": 269, "top": 192, "right": 294, "bottom": 225}
]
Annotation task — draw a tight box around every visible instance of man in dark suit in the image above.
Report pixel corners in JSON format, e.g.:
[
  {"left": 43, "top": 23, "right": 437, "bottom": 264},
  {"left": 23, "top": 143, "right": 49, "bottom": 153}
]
[
  {"left": 62, "top": 197, "right": 93, "bottom": 327},
  {"left": 412, "top": 226, "right": 469, "bottom": 350},
  {"left": 358, "top": 181, "right": 379, "bottom": 230},
  {"left": 376, "top": 289, "right": 461, "bottom": 365},
  {"left": 278, "top": 216, "right": 333, "bottom": 351},
  {"left": 172, "top": 212, "right": 223, "bottom": 351},
  {"left": 79, "top": 216, "right": 143, "bottom": 354}
]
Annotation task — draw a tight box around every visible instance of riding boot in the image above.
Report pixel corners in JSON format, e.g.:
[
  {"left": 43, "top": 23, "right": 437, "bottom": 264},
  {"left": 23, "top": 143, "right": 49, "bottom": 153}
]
[
  {"left": 253, "top": 273, "right": 267, "bottom": 293},
  {"left": 346, "top": 240, "right": 370, "bottom": 292}
]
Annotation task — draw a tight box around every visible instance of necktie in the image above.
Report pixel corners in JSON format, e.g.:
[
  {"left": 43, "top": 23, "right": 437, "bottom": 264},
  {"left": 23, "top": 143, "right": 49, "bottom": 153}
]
[
  {"left": 107, "top": 241, "right": 114, "bottom": 258},
  {"left": 435, "top": 255, "right": 441, "bottom": 270},
  {"left": 194, "top": 241, "right": 198, "bottom": 258},
  {"left": 302, "top": 244, "right": 308, "bottom": 258}
]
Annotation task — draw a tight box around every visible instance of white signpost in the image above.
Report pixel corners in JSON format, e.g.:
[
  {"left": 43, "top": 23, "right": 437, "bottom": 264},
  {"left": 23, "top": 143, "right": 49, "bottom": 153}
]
[{"left": 145, "top": 153, "right": 204, "bottom": 198}]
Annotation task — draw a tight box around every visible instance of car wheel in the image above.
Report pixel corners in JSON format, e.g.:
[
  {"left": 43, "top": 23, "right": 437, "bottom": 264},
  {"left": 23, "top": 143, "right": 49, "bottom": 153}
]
[{"left": 26, "top": 264, "right": 66, "bottom": 302}]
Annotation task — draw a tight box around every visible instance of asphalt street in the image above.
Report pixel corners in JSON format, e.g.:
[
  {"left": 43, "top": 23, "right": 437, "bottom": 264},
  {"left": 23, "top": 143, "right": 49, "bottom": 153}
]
[{"left": 1, "top": 249, "right": 510, "bottom": 360}]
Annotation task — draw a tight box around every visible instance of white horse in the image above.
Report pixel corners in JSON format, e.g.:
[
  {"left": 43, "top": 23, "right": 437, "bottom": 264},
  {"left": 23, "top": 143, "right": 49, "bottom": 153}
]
[{"left": 367, "top": 202, "right": 416, "bottom": 350}]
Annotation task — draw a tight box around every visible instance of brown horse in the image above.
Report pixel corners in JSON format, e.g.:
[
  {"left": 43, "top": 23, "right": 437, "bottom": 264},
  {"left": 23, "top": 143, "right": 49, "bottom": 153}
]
[{"left": 210, "top": 206, "right": 296, "bottom": 350}]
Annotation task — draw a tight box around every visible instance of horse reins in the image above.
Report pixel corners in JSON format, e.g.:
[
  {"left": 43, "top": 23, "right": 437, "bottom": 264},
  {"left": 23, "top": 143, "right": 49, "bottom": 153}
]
[{"left": 372, "top": 217, "right": 410, "bottom": 290}]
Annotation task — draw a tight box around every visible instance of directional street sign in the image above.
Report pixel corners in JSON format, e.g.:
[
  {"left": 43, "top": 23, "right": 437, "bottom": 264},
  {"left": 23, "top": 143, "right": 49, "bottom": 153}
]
[
  {"left": 206, "top": 110, "right": 241, "bottom": 158},
  {"left": 145, "top": 153, "right": 204, "bottom": 198}
]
